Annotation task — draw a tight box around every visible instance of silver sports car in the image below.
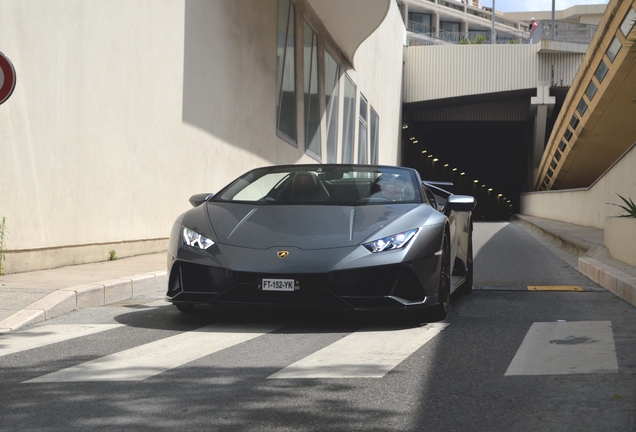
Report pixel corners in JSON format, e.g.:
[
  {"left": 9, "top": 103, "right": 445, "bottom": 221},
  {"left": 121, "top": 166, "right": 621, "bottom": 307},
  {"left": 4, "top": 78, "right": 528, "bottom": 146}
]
[{"left": 166, "top": 164, "right": 476, "bottom": 321}]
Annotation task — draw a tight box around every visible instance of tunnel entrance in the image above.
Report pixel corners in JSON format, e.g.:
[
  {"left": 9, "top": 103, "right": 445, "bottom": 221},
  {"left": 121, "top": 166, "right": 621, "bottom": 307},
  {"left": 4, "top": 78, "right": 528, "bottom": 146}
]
[
  {"left": 402, "top": 120, "right": 532, "bottom": 221},
  {"left": 400, "top": 88, "right": 568, "bottom": 220}
]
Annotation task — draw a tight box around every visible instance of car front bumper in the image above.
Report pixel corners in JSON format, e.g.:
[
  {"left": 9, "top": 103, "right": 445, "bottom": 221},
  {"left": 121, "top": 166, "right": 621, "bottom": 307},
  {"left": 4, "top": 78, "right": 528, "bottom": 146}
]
[{"left": 166, "top": 253, "right": 441, "bottom": 311}]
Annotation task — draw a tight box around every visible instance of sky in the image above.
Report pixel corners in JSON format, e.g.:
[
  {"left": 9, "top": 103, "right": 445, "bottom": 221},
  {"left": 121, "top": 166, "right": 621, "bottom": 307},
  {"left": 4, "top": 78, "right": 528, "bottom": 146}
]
[{"left": 482, "top": 0, "right": 610, "bottom": 12}]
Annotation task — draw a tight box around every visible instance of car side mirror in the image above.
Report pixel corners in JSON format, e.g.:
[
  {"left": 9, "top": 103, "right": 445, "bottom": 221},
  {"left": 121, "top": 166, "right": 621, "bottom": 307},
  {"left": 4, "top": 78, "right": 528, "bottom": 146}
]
[
  {"left": 189, "top": 193, "right": 214, "bottom": 207},
  {"left": 444, "top": 195, "right": 476, "bottom": 216}
]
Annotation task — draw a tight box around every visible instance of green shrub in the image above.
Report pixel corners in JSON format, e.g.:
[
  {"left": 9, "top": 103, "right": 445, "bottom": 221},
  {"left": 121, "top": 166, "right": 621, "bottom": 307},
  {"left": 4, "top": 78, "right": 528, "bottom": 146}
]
[{"left": 609, "top": 193, "right": 636, "bottom": 218}]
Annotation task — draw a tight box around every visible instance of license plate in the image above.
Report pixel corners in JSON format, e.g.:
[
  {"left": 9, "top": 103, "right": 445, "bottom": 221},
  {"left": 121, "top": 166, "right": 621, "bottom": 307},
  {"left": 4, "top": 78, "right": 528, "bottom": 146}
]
[{"left": 262, "top": 278, "right": 297, "bottom": 292}]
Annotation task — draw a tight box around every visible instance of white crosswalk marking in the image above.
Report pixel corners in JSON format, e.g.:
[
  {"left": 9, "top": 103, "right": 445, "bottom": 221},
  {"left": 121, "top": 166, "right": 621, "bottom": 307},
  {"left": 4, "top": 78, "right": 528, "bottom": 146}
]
[
  {"left": 0, "top": 324, "right": 124, "bottom": 357},
  {"left": 505, "top": 321, "right": 618, "bottom": 376},
  {"left": 24, "top": 323, "right": 283, "bottom": 383},
  {"left": 268, "top": 323, "right": 449, "bottom": 379}
]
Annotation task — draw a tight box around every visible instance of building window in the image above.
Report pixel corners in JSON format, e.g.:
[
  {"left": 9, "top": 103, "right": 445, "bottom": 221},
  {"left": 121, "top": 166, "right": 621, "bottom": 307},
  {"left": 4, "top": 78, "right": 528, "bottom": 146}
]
[
  {"left": 276, "top": 0, "right": 296, "bottom": 142},
  {"left": 357, "top": 94, "right": 368, "bottom": 164},
  {"left": 558, "top": 139, "right": 567, "bottom": 152},
  {"left": 564, "top": 127, "right": 573, "bottom": 142},
  {"left": 341, "top": 75, "right": 356, "bottom": 163},
  {"left": 440, "top": 21, "right": 460, "bottom": 33},
  {"left": 595, "top": 60, "right": 609, "bottom": 83},
  {"left": 585, "top": 81, "right": 598, "bottom": 101},
  {"left": 576, "top": 99, "right": 588, "bottom": 117},
  {"left": 408, "top": 12, "right": 432, "bottom": 32},
  {"left": 551, "top": 160, "right": 557, "bottom": 169},
  {"left": 607, "top": 37, "right": 622, "bottom": 63},
  {"left": 324, "top": 51, "right": 340, "bottom": 164},
  {"left": 555, "top": 151, "right": 562, "bottom": 162},
  {"left": 620, "top": 7, "right": 636, "bottom": 37},
  {"left": 370, "top": 108, "right": 379, "bottom": 164},
  {"left": 303, "top": 21, "right": 320, "bottom": 158},
  {"left": 569, "top": 114, "right": 580, "bottom": 130}
]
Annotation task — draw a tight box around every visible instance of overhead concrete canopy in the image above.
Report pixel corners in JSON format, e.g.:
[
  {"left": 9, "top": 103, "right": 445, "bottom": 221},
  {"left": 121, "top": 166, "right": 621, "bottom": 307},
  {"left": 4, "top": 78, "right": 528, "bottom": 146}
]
[
  {"left": 555, "top": 55, "right": 636, "bottom": 188},
  {"left": 535, "top": 0, "right": 636, "bottom": 191},
  {"left": 307, "top": 0, "right": 391, "bottom": 65}
]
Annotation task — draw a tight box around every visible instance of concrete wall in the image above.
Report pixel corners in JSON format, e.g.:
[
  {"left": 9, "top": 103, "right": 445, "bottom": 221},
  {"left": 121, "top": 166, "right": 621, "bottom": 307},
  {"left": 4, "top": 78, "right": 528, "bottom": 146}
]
[
  {"left": 521, "top": 141, "right": 636, "bottom": 262},
  {"left": 351, "top": 0, "right": 405, "bottom": 165},
  {"left": 0, "top": 0, "right": 405, "bottom": 273},
  {"left": 404, "top": 44, "right": 584, "bottom": 102}
]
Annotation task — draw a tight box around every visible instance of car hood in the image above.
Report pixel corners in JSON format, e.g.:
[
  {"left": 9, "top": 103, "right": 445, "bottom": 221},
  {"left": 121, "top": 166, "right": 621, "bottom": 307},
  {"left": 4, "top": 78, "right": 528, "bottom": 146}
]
[{"left": 206, "top": 202, "right": 423, "bottom": 250}]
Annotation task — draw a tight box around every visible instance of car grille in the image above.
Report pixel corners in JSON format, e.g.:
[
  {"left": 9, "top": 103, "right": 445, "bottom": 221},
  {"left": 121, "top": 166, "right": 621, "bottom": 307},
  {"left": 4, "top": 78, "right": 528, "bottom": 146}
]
[{"left": 168, "top": 260, "right": 431, "bottom": 308}]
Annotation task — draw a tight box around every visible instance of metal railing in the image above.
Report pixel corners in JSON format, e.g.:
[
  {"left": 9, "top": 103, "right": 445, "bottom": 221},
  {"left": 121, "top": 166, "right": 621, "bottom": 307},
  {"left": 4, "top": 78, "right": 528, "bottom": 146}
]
[
  {"left": 530, "top": 21, "right": 598, "bottom": 44},
  {"left": 407, "top": 21, "right": 529, "bottom": 45},
  {"left": 407, "top": 19, "right": 597, "bottom": 46}
]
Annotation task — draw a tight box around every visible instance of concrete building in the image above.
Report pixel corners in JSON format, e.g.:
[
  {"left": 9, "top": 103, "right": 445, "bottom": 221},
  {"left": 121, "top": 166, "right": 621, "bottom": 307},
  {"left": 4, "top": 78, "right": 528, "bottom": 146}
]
[
  {"left": 503, "top": 4, "right": 607, "bottom": 26},
  {"left": 0, "top": 0, "right": 405, "bottom": 274}
]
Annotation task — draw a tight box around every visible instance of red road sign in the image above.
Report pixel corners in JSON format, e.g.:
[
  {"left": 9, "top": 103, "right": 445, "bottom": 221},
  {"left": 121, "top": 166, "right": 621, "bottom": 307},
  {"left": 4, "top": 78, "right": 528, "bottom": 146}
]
[{"left": 0, "top": 51, "right": 16, "bottom": 105}]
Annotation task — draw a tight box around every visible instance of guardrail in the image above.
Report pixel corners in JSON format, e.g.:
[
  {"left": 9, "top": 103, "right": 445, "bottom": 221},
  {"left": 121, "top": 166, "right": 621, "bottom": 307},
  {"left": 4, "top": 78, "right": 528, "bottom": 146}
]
[
  {"left": 530, "top": 21, "right": 598, "bottom": 44},
  {"left": 407, "top": 19, "right": 597, "bottom": 46},
  {"left": 407, "top": 24, "right": 529, "bottom": 46}
]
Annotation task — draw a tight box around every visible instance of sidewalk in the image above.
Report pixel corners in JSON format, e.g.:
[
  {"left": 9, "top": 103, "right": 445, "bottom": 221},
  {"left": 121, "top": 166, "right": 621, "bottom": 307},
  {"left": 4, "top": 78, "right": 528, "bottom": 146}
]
[
  {"left": 514, "top": 214, "right": 636, "bottom": 308},
  {"left": 1, "top": 215, "right": 635, "bottom": 333},
  {"left": 0, "top": 253, "right": 167, "bottom": 332}
]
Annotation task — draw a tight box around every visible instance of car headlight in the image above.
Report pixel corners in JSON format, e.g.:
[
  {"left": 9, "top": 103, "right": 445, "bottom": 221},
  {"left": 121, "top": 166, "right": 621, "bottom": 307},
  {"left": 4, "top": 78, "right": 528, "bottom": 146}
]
[
  {"left": 362, "top": 229, "right": 418, "bottom": 253},
  {"left": 182, "top": 226, "right": 215, "bottom": 250}
]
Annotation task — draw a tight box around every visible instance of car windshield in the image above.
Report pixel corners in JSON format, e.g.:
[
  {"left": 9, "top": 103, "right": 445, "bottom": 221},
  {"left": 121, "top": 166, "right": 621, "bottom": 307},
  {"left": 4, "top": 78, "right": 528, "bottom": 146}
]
[{"left": 213, "top": 165, "right": 423, "bottom": 205}]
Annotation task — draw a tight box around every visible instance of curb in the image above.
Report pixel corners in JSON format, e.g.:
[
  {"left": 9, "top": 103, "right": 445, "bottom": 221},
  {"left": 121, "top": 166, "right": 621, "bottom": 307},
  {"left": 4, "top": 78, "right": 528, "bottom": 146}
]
[{"left": 0, "top": 270, "right": 167, "bottom": 333}]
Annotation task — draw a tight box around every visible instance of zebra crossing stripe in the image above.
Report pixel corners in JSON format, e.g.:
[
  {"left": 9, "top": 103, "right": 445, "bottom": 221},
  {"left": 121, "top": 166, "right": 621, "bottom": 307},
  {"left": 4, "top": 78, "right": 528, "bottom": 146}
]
[
  {"left": 0, "top": 324, "right": 124, "bottom": 357},
  {"left": 24, "top": 323, "right": 282, "bottom": 383},
  {"left": 268, "top": 323, "right": 449, "bottom": 379},
  {"left": 505, "top": 321, "right": 618, "bottom": 376}
]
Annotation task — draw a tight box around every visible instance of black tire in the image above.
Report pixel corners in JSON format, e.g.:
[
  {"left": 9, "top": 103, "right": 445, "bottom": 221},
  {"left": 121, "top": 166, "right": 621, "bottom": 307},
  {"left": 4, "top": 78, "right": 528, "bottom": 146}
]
[
  {"left": 456, "top": 233, "right": 473, "bottom": 296},
  {"left": 429, "top": 230, "right": 451, "bottom": 322},
  {"left": 175, "top": 303, "right": 195, "bottom": 314}
]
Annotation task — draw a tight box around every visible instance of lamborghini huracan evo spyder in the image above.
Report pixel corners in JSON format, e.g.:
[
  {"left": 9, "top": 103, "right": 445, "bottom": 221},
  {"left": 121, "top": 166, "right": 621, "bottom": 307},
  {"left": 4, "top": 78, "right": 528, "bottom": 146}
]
[{"left": 166, "top": 164, "right": 476, "bottom": 321}]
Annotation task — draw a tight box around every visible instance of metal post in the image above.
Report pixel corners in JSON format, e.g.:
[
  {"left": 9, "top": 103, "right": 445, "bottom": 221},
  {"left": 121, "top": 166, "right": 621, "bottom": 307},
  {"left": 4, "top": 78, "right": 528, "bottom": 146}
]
[
  {"left": 491, "top": 0, "right": 496, "bottom": 44},
  {"left": 551, "top": 0, "right": 555, "bottom": 40}
]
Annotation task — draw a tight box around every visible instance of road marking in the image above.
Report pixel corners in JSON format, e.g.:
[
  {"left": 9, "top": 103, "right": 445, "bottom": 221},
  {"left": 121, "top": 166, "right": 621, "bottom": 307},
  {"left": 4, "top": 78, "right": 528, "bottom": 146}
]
[
  {"left": 527, "top": 286, "right": 583, "bottom": 291},
  {"left": 474, "top": 286, "right": 585, "bottom": 291},
  {"left": 24, "top": 323, "right": 282, "bottom": 383},
  {"left": 505, "top": 321, "right": 618, "bottom": 376},
  {"left": 268, "top": 323, "right": 449, "bottom": 379},
  {"left": 0, "top": 324, "right": 124, "bottom": 357}
]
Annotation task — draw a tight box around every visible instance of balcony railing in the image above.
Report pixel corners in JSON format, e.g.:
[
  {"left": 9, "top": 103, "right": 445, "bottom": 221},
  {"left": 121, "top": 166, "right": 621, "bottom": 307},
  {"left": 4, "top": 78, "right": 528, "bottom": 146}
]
[
  {"left": 407, "top": 19, "right": 598, "bottom": 46},
  {"left": 530, "top": 21, "right": 598, "bottom": 44},
  {"left": 407, "top": 21, "right": 529, "bottom": 45}
]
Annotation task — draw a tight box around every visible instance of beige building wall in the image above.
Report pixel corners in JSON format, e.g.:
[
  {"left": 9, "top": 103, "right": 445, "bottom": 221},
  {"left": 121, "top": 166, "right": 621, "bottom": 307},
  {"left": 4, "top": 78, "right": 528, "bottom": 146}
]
[
  {"left": 404, "top": 44, "right": 584, "bottom": 102},
  {"left": 351, "top": 1, "right": 405, "bottom": 165},
  {"left": 521, "top": 141, "right": 636, "bottom": 262},
  {"left": 0, "top": 0, "right": 405, "bottom": 273}
]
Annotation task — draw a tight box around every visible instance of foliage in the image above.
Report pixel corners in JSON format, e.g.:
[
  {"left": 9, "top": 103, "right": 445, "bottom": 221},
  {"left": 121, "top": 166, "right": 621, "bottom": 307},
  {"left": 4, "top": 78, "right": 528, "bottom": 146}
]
[
  {"left": 473, "top": 34, "right": 487, "bottom": 44},
  {"left": 0, "top": 217, "right": 6, "bottom": 275},
  {"left": 508, "top": 39, "right": 518, "bottom": 44},
  {"left": 609, "top": 193, "right": 636, "bottom": 218},
  {"left": 109, "top": 250, "right": 118, "bottom": 261},
  {"left": 460, "top": 34, "right": 487, "bottom": 45}
]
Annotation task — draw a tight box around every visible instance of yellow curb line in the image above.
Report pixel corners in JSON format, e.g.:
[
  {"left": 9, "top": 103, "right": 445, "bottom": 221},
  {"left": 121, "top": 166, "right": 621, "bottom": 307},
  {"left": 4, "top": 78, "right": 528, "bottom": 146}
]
[{"left": 527, "top": 286, "right": 583, "bottom": 291}]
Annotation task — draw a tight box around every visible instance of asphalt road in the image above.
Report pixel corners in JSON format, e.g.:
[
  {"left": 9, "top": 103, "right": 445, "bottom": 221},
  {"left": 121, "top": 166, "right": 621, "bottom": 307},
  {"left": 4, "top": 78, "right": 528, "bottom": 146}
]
[{"left": 0, "top": 221, "right": 634, "bottom": 432}]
